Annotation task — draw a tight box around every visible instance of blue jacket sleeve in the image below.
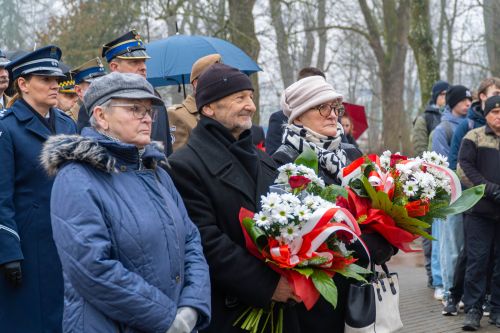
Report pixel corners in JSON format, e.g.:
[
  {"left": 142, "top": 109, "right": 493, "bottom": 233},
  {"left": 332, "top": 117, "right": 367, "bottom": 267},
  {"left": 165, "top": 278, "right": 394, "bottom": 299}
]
[
  {"left": 0, "top": 123, "right": 23, "bottom": 265},
  {"left": 50, "top": 165, "right": 176, "bottom": 333},
  {"left": 449, "top": 120, "right": 468, "bottom": 170},
  {"left": 431, "top": 124, "right": 450, "bottom": 157},
  {"left": 159, "top": 170, "right": 211, "bottom": 331}
]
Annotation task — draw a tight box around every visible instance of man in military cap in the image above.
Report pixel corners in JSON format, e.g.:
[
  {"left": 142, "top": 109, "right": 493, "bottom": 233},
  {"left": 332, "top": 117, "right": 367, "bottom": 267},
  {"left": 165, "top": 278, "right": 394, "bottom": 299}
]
[
  {"left": 102, "top": 29, "right": 172, "bottom": 155},
  {"left": 0, "top": 50, "right": 10, "bottom": 113},
  {"left": 168, "top": 53, "right": 221, "bottom": 151},
  {"left": 56, "top": 73, "right": 79, "bottom": 120},
  {"left": 72, "top": 57, "right": 106, "bottom": 130}
]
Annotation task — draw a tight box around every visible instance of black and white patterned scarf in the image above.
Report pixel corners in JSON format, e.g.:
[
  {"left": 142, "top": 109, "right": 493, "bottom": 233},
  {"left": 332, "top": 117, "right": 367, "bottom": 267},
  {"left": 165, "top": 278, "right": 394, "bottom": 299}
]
[{"left": 282, "top": 123, "right": 347, "bottom": 183}]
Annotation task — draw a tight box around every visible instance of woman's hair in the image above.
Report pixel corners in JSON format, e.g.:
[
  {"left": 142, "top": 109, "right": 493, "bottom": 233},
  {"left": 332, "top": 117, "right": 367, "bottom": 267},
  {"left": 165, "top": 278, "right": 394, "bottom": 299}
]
[
  {"left": 89, "top": 99, "right": 113, "bottom": 129},
  {"left": 6, "top": 74, "right": 33, "bottom": 108}
]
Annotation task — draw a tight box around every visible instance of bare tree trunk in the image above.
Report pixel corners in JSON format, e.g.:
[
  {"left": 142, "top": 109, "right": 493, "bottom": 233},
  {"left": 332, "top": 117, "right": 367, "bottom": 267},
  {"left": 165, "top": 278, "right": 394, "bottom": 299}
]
[
  {"left": 228, "top": 0, "right": 261, "bottom": 124},
  {"left": 445, "top": 0, "right": 458, "bottom": 83},
  {"left": 436, "top": 0, "right": 446, "bottom": 66},
  {"left": 408, "top": 0, "right": 440, "bottom": 108},
  {"left": 269, "top": 0, "right": 295, "bottom": 88},
  {"left": 484, "top": 0, "right": 500, "bottom": 76},
  {"left": 316, "top": 0, "right": 327, "bottom": 71},
  {"left": 301, "top": 9, "right": 315, "bottom": 69},
  {"left": 358, "top": 0, "right": 411, "bottom": 153}
]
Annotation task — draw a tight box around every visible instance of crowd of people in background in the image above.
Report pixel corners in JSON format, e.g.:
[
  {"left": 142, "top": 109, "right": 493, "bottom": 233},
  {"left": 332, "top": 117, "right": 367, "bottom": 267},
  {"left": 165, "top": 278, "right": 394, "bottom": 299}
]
[
  {"left": 0, "top": 27, "right": 499, "bottom": 333},
  {"left": 411, "top": 77, "right": 500, "bottom": 331}
]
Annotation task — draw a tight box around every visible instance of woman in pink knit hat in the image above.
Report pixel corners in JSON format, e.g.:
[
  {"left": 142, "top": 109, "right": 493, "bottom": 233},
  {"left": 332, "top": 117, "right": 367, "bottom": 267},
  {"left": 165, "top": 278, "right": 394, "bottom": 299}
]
[
  {"left": 272, "top": 75, "right": 395, "bottom": 333},
  {"left": 272, "top": 75, "right": 360, "bottom": 184}
]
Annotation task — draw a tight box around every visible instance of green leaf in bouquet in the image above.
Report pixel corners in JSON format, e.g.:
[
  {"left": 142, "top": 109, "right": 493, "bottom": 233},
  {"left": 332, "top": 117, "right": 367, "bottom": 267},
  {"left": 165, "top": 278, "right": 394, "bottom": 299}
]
[
  {"left": 430, "top": 185, "right": 485, "bottom": 217},
  {"left": 348, "top": 178, "right": 369, "bottom": 197},
  {"left": 242, "top": 217, "right": 268, "bottom": 252},
  {"left": 335, "top": 263, "right": 370, "bottom": 282},
  {"left": 320, "top": 184, "right": 348, "bottom": 201},
  {"left": 294, "top": 146, "right": 318, "bottom": 174},
  {"left": 292, "top": 267, "right": 314, "bottom": 278},
  {"left": 311, "top": 270, "right": 338, "bottom": 309},
  {"left": 359, "top": 176, "right": 432, "bottom": 238}
]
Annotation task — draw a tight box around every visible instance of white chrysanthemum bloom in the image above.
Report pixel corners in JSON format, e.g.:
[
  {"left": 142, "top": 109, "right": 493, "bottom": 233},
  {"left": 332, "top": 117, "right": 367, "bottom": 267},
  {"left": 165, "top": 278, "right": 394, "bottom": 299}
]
[
  {"left": 261, "top": 192, "right": 282, "bottom": 210},
  {"left": 294, "top": 205, "right": 312, "bottom": 222},
  {"left": 403, "top": 181, "right": 419, "bottom": 197},
  {"left": 422, "top": 187, "right": 436, "bottom": 200},
  {"left": 303, "top": 195, "right": 321, "bottom": 210},
  {"left": 396, "top": 163, "right": 414, "bottom": 176},
  {"left": 413, "top": 171, "right": 437, "bottom": 189},
  {"left": 280, "top": 224, "right": 300, "bottom": 243},
  {"left": 272, "top": 203, "right": 294, "bottom": 225},
  {"left": 281, "top": 193, "right": 301, "bottom": 206},
  {"left": 254, "top": 212, "right": 270, "bottom": 229},
  {"left": 422, "top": 151, "right": 449, "bottom": 167},
  {"left": 380, "top": 150, "right": 392, "bottom": 169}
]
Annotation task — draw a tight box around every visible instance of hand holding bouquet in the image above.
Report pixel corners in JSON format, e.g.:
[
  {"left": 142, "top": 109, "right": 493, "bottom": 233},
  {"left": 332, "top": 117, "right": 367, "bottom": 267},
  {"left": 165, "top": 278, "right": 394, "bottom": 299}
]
[{"left": 236, "top": 156, "right": 370, "bottom": 333}]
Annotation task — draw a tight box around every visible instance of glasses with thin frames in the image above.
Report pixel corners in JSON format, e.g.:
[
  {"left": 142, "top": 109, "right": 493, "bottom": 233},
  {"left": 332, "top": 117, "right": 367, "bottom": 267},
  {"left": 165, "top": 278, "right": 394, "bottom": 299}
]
[
  {"left": 315, "top": 102, "right": 345, "bottom": 118},
  {"left": 109, "top": 103, "right": 158, "bottom": 122}
]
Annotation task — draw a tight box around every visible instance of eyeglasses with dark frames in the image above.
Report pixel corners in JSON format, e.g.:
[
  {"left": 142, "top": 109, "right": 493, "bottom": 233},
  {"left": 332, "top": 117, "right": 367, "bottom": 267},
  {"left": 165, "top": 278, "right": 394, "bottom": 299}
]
[
  {"left": 314, "top": 102, "right": 345, "bottom": 118},
  {"left": 108, "top": 103, "right": 158, "bottom": 122}
]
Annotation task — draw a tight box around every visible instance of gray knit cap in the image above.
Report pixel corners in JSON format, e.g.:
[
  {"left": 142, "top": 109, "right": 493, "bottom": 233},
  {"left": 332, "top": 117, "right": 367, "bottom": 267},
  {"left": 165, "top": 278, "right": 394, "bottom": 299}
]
[{"left": 280, "top": 75, "right": 343, "bottom": 124}]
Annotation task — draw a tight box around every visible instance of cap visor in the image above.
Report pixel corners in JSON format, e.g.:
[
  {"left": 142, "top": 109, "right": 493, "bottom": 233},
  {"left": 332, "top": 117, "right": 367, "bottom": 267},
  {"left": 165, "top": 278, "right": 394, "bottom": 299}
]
[
  {"left": 32, "top": 70, "right": 67, "bottom": 78},
  {"left": 116, "top": 49, "right": 151, "bottom": 60}
]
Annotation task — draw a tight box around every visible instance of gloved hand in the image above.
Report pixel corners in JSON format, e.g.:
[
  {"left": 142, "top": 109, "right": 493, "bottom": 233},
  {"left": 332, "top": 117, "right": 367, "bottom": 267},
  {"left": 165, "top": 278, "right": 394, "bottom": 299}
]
[
  {"left": 361, "top": 233, "right": 396, "bottom": 266},
  {"left": 166, "top": 307, "right": 198, "bottom": 333},
  {"left": 2, "top": 260, "right": 22, "bottom": 287}
]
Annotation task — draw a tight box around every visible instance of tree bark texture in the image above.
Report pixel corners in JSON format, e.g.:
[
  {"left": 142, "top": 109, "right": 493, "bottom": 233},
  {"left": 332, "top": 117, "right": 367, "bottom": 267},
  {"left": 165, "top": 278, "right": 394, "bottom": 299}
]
[
  {"left": 269, "top": 0, "right": 295, "bottom": 88},
  {"left": 484, "top": 0, "right": 500, "bottom": 77},
  {"left": 358, "top": 0, "right": 411, "bottom": 153},
  {"left": 228, "top": 0, "right": 261, "bottom": 123},
  {"left": 408, "top": 0, "right": 440, "bottom": 109}
]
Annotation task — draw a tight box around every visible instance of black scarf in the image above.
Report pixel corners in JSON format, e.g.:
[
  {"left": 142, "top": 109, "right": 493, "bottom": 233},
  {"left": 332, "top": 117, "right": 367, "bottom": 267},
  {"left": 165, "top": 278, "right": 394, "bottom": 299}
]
[{"left": 201, "top": 115, "right": 259, "bottom": 180}]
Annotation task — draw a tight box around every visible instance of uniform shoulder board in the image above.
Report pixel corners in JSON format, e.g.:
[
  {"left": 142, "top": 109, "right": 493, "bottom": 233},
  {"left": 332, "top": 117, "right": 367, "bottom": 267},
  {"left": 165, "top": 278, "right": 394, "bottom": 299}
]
[
  {"left": 167, "top": 104, "right": 183, "bottom": 112},
  {"left": 54, "top": 108, "right": 73, "bottom": 120}
]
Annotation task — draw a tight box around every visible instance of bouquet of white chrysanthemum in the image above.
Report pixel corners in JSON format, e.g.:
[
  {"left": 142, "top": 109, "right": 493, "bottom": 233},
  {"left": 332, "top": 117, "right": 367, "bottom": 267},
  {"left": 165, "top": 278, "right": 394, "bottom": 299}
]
[
  {"left": 236, "top": 155, "right": 370, "bottom": 333},
  {"left": 339, "top": 151, "right": 485, "bottom": 251}
]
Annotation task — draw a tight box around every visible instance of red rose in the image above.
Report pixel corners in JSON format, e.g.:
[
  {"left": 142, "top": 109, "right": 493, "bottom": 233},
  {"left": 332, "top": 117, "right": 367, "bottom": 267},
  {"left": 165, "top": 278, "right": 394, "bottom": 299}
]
[
  {"left": 289, "top": 175, "right": 311, "bottom": 191},
  {"left": 390, "top": 154, "right": 408, "bottom": 168}
]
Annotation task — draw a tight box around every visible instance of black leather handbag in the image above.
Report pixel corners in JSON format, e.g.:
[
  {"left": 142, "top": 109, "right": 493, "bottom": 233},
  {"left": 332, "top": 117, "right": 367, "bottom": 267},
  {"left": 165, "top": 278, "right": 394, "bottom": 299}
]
[{"left": 344, "top": 264, "right": 403, "bottom": 333}]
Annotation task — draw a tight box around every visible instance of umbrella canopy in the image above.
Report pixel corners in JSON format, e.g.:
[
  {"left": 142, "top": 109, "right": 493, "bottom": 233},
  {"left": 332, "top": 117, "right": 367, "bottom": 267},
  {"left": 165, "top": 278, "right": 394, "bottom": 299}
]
[
  {"left": 343, "top": 102, "right": 368, "bottom": 140},
  {"left": 145, "top": 34, "right": 262, "bottom": 88}
]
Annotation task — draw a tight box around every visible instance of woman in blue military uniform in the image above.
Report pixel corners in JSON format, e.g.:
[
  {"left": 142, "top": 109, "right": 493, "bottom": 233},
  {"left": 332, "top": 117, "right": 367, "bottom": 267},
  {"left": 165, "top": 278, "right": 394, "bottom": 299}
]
[{"left": 0, "top": 45, "right": 77, "bottom": 332}]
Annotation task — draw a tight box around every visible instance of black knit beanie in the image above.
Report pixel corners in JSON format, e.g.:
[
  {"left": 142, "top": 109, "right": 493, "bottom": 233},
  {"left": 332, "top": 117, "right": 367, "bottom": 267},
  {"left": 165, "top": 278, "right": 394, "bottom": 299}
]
[
  {"left": 446, "top": 85, "right": 472, "bottom": 110},
  {"left": 484, "top": 95, "right": 500, "bottom": 117},
  {"left": 195, "top": 63, "right": 254, "bottom": 112}
]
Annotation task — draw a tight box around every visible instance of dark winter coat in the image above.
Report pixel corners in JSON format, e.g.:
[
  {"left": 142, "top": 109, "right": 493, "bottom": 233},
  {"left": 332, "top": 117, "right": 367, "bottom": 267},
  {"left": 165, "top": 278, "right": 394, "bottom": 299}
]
[
  {"left": 168, "top": 116, "right": 300, "bottom": 333},
  {"left": 41, "top": 128, "right": 210, "bottom": 333},
  {"left": 265, "top": 110, "right": 287, "bottom": 155},
  {"left": 457, "top": 125, "right": 500, "bottom": 220},
  {"left": 0, "top": 99, "right": 77, "bottom": 333},
  {"left": 449, "top": 102, "right": 486, "bottom": 170},
  {"left": 412, "top": 104, "right": 442, "bottom": 157}
]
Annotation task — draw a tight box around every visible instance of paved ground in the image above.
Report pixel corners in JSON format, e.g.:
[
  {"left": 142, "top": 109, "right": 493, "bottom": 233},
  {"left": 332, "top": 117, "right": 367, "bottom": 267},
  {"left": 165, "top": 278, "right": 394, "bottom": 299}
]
[{"left": 391, "top": 251, "right": 499, "bottom": 333}]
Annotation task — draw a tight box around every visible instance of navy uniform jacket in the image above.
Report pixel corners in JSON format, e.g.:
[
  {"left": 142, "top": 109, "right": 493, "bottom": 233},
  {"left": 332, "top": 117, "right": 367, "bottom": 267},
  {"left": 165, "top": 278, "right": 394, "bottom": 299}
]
[{"left": 0, "top": 99, "right": 77, "bottom": 333}]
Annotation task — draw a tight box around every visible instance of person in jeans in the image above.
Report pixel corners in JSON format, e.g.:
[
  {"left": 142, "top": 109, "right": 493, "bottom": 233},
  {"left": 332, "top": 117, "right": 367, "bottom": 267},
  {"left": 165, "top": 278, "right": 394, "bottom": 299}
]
[
  {"left": 458, "top": 95, "right": 500, "bottom": 331},
  {"left": 431, "top": 85, "right": 472, "bottom": 302}
]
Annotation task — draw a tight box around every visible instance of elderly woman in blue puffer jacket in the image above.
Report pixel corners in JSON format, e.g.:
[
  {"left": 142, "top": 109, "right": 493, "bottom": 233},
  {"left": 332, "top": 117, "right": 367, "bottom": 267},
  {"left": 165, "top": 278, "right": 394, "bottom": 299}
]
[{"left": 41, "top": 72, "right": 210, "bottom": 333}]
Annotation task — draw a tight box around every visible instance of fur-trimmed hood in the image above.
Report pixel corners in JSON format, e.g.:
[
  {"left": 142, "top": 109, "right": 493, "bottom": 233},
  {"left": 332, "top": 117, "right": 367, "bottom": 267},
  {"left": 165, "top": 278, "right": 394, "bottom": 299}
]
[{"left": 41, "top": 128, "right": 167, "bottom": 176}]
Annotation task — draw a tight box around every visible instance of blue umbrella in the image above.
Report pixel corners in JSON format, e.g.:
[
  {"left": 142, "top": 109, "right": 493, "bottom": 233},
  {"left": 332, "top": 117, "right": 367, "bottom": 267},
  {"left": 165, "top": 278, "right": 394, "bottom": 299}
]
[{"left": 146, "top": 34, "right": 262, "bottom": 89}]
